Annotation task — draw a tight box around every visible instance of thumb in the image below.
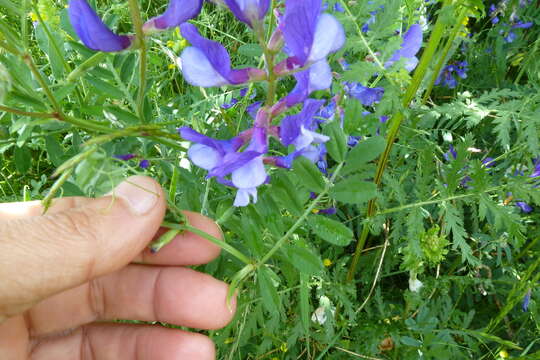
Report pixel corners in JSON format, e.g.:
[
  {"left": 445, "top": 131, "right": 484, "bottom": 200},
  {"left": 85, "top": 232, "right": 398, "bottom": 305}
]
[{"left": 0, "top": 176, "right": 166, "bottom": 319}]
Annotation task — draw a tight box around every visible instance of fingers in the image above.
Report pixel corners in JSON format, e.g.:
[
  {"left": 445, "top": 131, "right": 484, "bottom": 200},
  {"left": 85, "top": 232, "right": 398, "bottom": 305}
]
[
  {"left": 0, "top": 201, "right": 223, "bottom": 267},
  {"left": 26, "top": 266, "right": 236, "bottom": 337},
  {"left": 29, "top": 324, "right": 215, "bottom": 360},
  {"left": 0, "top": 176, "right": 166, "bottom": 318},
  {"left": 135, "top": 211, "right": 222, "bottom": 266}
]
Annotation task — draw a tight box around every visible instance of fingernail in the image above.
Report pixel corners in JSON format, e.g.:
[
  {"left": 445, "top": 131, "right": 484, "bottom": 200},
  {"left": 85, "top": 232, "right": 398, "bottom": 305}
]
[{"left": 112, "top": 176, "right": 159, "bottom": 215}]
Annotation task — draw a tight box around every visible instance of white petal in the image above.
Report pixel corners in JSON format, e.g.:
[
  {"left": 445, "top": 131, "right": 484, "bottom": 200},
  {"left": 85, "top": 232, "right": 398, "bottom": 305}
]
[
  {"left": 188, "top": 144, "right": 221, "bottom": 170},
  {"left": 180, "top": 47, "right": 229, "bottom": 87},
  {"left": 293, "top": 126, "right": 315, "bottom": 150},
  {"left": 308, "top": 60, "right": 332, "bottom": 92},
  {"left": 308, "top": 13, "right": 345, "bottom": 63},
  {"left": 234, "top": 187, "right": 258, "bottom": 206},
  {"left": 408, "top": 278, "right": 423, "bottom": 292},
  {"left": 231, "top": 158, "right": 266, "bottom": 189}
]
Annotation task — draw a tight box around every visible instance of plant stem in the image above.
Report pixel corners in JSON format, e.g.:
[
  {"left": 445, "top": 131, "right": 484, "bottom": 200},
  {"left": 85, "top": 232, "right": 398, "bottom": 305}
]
[
  {"left": 162, "top": 221, "right": 251, "bottom": 265},
  {"left": 422, "top": 7, "right": 468, "bottom": 104},
  {"left": 346, "top": 0, "right": 453, "bottom": 282},
  {"left": 258, "top": 163, "right": 344, "bottom": 266},
  {"left": 0, "top": 105, "right": 54, "bottom": 118},
  {"left": 127, "top": 0, "right": 148, "bottom": 122}
]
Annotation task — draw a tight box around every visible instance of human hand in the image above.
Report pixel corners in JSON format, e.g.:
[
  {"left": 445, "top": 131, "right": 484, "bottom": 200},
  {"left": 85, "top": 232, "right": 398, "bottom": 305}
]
[{"left": 0, "top": 176, "right": 235, "bottom": 359}]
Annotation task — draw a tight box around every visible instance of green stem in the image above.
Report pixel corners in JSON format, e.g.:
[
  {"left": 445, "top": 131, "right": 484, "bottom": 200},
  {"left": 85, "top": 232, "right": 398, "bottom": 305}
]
[
  {"left": 23, "top": 53, "right": 61, "bottom": 112},
  {"left": 67, "top": 52, "right": 108, "bottom": 83},
  {"left": 258, "top": 163, "right": 344, "bottom": 266},
  {"left": 162, "top": 221, "right": 251, "bottom": 265},
  {"left": 21, "top": 0, "right": 28, "bottom": 50},
  {"left": 422, "top": 7, "right": 468, "bottom": 104},
  {"left": 127, "top": 0, "right": 148, "bottom": 122},
  {"left": 346, "top": 0, "right": 453, "bottom": 283},
  {"left": 0, "top": 105, "right": 54, "bottom": 118}
]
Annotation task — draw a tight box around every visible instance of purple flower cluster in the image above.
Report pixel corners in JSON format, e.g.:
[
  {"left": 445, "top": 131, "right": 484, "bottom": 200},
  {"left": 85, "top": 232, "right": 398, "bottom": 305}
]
[
  {"left": 488, "top": 2, "right": 534, "bottom": 43},
  {"left": 435, "top": 61, "right": 468, "bottom": 89},
  {"left": 177, "top": 0, "right": 344, "bottom": 206}
]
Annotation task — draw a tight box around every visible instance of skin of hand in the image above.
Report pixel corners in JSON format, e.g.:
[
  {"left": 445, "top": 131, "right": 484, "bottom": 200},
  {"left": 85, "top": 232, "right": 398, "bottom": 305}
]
[{"left": 0, "top": 176, "right": 236, "bottom": 360}]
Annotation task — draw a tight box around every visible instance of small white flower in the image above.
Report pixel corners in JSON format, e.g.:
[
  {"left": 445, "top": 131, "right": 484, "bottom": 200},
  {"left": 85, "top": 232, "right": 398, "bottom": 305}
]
[{"left": 409, "top": 277, "right": 424, "bottom": 293}]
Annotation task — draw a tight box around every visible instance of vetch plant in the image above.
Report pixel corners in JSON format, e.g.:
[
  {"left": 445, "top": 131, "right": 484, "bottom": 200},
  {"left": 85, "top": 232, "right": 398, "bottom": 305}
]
[{"left": 1, "top": 0, "right": 540, "bottom": 357}]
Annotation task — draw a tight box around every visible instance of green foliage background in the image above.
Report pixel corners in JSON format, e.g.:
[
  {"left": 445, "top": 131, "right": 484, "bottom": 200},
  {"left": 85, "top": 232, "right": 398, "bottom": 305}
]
[{"left": 1, "top": 0, "right": 539, "bottom": 359}]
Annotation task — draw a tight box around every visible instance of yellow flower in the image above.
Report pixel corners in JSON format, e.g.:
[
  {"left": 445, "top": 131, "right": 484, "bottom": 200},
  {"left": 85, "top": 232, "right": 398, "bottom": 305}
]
[
  {"left": 29, "top": 12, "right": 39, "bottom": 22},
  {"left": 167, "top": 40, "right": 175, "bottom": 48},
  {"left": 499, "top": 350, "right": 509, "bottom": 358},
  {"left": 168, "top": 63, "right": 176, "bottom": 70},
  {"left": 323, "top": 258, "right": 332, "bottom": 267}
]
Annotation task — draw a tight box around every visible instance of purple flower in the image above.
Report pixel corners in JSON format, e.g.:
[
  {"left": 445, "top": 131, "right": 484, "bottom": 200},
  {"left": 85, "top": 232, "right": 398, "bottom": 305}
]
[
  {"left": 362, "top": 10, "right": 377, "bottom": 33},
  {"left": 282, "top": 0, "right": 345, "bottom": 68},
  {"left": 435, "top": 62, "right": 468, "bottom": 89},
  {"left": 531, "top": 158, "right": 540, "bottom": 178},
  {"left": 282, "top": 60, "right": 333, "bottom": 106},
  {"left": 179, "top": 126, "right": 268, "bottom": 206},
  {"left": 224, "top": 0, "right": 270, "bottom": 28},
  {"left": 139, "top": 159, "right": 150, "bottom": 169},
  {"left": 344, "top": 82, "right": 384, "bottom": 106},
  {"left": 142, "top": 0, "right": 203, "bottom": 34},
  {"left": 180, "top": 23, "right": 266, "bottom": 87},
  {"left": 444, "top": 145, "right": 457, "bottom": 161},
  {"left": 482, "top": 157, "right": 496, "bottom": 168},
  {"left": 489, "top": 4, "right": 500, "bottom": 24},
  {"left": 247, "top": 101, "right": 263, "bottom": 119},
  {"left": 114, "top": 153, "right": 137, "bottom": 161},
  {"left": 280, "top": 99, "right": 329, "bottom": 150},
  {"left": 504, "top": 31, "right": 517, "bottom": 43},
  {"left": 385, "top": 24, "right": 423, "bottom": 72},
  {"left": 318, "top": 207, "right": 337, "bottom": 215},
  {"left": 516, "top": 201, "right": 533, "bottom": 213},
  {"left": 68, "top": 0, "right": 133, "bottom": 52},
  {"left": 522, "top": 289, "right": 532, "bottom": 312},
  {"left": 512, "top": 21, "right": 533, "bottom": 29}
]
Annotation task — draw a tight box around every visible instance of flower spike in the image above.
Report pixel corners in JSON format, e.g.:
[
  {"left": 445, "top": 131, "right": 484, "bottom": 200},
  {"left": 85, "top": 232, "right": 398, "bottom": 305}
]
[
  {"left": 68, "top": 0, "right": 133, "bottom": 52},
  {"left": 180, "top": 23, "right": 266, "bottom": 87},
  {"left": 143, "top": 0, "right": 203, "bottom": 34}
]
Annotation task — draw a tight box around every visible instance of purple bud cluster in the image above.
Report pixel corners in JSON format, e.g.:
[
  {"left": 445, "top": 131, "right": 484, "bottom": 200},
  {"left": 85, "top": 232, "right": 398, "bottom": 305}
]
[
  {"left": 435, "top": 61, "right": 468, "bottom": 89},
  {"left": 488, "top": 2, "right": 534, "bottom": 43}
]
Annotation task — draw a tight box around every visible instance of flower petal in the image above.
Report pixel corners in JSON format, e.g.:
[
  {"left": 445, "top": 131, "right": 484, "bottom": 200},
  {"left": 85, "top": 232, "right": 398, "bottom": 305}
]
[
  {"left": 232, "top": 157, "right": 267, "bottom": 188},
  {"left": 188, "top": 143, "right": 222, "bottom": 170},
  {"left": 180, "top": 47, "right": 230, "bottom": 87},
  {"left": 68, "top": 0, "right": 132, "bottom": 52},
  {"left": 308, "top": 13, "right": 345, "bottom": 63},
  {"left": 143, "top": 0, "right": 203, "bottom": 33},
  {"left": 224, "top": 0, "right": 270, "bottom": 27},
  {"left": 180, "top": 23, "right": 249, "bottom": 85},
  {"left": 234, "top": 187, "right": 258, "bottom": 206},
  {"left": 282, "top": 0, "right": 321, "bottom": 65}
]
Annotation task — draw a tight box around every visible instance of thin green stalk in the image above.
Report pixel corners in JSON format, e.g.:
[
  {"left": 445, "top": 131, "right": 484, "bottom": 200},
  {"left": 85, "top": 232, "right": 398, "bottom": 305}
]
[
  {"left": 258, "top": 163, "right": 344, "bottom": 266},
  {"left": 162, "top": 221, "right": 251, "bottom": 265},
  {"left": 23, "top": 53, "right": 61, "bottom": 112},
  {"left": 0, "top": 105, "right": 54, "bottom": 118},
  {"left": 346, "top": 0, "right": 453, "bottom": 282},
  {"left": 66, "top": 52, "right": 107, "bottom": 83},
  {"left": 127, "top": 0, "right": 148, "bottom": 122},
  {"left": 21, "top": 0, "right": 28, "bottom": 50},
  {"left": 422, "top": 7, "right": 468, "bottom": 104}
]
